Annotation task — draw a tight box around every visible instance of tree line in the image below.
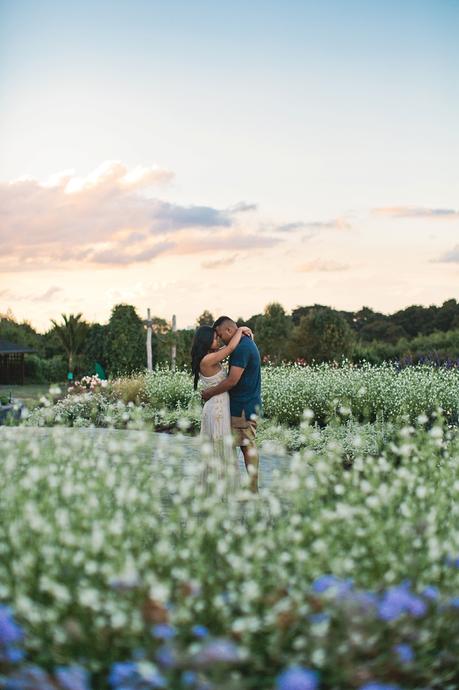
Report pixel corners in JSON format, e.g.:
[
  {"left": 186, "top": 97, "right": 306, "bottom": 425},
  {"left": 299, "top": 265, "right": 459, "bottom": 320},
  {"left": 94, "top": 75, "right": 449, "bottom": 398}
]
[{"left": 1, "top": 298, "right": 459, "bottom": 383}]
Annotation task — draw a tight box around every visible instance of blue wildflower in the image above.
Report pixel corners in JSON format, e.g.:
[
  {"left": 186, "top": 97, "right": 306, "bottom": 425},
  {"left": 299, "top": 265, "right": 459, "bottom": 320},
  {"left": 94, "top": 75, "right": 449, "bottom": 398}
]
[
  {"left": 311, "top": 575, "right": 339, "bottom": 593},
  {"left": 308, "top": 613, "right": 329, "bottom": 625},
  {"left": 5, "top": 664, "right": 56, "bottom": 690},
  {"left": 108, "top": 661, "right": 166, "bottom": 689},
  {"left": 155, "top": 644, "right": 177, "bottom": 668},
  {"left": 378, "top": 584, "right": 426, "bottom": 621},
  {"left": 359, "top": 684, "right": 400, "bottom": 690},
  {"left": 448, "top": 596, "right": 459, "bottom": 608},
  {"left": 5, "top": 646, "right": 25, "bottom": 663},
  {"left": 191, "top": 625, "right": 209, "bottom": 638},
  {"left": 0, "top": 606, "right": 24, "bottom": 646},
  {"left": 393, "top": 643, "right": 414, "bottom": 664},
  {"left": 193, "top": 639, "right": 241, "bottom": 666},
  {"left": 0, "top": 605, "right": 25, "bottom": 666},
  {"left": 55, "top": 665, "right": 91, "bottom": 690},
  {"left": 109, "top": 661, "right": 138, "bottom": 688},
  {"left": 151, "top": 623, "right": 176, "bottom": 639},
  {"left": 181, "top": 670, "right": 198, "bottom": 686},
  {"left": 311, "top": 575, "right": 353, "bottom": 598},
  {"left": 421, "top": 586, "right": 439, "bottom": 600},
  {"left": 276, "top": 666, "right": 319, "bottom": 690}
]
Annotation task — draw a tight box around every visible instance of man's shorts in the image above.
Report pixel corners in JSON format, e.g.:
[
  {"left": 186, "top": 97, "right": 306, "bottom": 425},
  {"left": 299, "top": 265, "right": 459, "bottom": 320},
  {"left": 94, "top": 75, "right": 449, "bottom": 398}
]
[{"left": 231, "top": 410, "right": 257, "bottom": 448}]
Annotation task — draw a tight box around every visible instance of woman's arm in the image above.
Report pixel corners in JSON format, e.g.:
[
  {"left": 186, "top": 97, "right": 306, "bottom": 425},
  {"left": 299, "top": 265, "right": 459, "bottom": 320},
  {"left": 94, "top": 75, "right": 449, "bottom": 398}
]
[
  {"left": 201, "top": 366, "right": 245, "bottom": 401},
  {"left": 201, "top": 327, "right": 252, "bottom": 367}
]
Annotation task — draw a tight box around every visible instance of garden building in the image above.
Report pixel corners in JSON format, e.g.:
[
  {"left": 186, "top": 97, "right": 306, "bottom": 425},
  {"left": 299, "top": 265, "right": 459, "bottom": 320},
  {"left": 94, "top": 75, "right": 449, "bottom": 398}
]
[{"left": 0, "top": 340, "right": 36, "bottom": 385}]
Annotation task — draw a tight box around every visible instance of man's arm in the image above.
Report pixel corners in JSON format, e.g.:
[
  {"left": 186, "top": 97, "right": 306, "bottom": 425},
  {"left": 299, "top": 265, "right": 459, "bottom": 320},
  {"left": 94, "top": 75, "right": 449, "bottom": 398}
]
[{"left": 201, "top": 366, "right": 244, "bottom": 401}]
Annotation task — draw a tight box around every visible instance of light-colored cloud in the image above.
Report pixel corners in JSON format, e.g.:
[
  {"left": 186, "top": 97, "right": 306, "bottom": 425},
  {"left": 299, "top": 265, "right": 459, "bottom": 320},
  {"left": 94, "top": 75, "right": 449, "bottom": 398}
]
[
  {"left": 0, "top": 286, "right": 63, "bottom": 302},
  {"left": 0, "top": 162, "right": 279, "bottom": 271},
  {"left": 276, "top": 216, "right": 351, "bottom": 233},
  {"left": 372, "top": 206, "right": 459, "bottom": 219},
  {"left": 171, "top": 234, "right": 282, "bottom": 255},
  {"left": 226, "top": 202, "right": 258, "bottom": 213},
  {"left": 296, "top": 259, "right": 350, "bottom": 272},
  {"left": 88, "top": 241, "right": 176, "bottom": 266},
  {"left": 436, "top": 245, "right": 459, "bottom": 263},
  {"left": 202, "top": 254, "right": 239, "bottom": 269}
]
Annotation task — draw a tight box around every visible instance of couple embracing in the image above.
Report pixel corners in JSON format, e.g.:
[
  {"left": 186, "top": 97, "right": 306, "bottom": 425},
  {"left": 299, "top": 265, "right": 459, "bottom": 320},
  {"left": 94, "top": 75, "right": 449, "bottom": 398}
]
[{"left": 191, "top": 316, "right": 262, "bottom": 495}]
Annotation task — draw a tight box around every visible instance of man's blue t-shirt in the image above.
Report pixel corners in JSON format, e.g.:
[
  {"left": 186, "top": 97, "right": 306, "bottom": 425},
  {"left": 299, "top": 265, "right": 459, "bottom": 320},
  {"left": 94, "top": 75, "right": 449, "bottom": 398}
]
[{"left": 228, "top": 336, "right": 262, "bottom": 418}]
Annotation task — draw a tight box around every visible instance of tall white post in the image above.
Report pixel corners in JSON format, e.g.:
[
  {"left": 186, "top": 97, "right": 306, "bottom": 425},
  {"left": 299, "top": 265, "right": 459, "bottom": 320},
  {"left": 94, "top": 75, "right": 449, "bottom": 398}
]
[
  {"left": 144, "top": 308, "right": 153, "bottom": 371},
  {"left": 171, "top": 314, "right": 177, "bottom": 371}
]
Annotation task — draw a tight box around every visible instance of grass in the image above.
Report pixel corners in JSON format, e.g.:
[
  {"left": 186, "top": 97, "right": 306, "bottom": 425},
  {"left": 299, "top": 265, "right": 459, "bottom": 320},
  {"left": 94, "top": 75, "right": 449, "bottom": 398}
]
[{"left": 0, "top": 383, "right": 64, "bottom": 408}]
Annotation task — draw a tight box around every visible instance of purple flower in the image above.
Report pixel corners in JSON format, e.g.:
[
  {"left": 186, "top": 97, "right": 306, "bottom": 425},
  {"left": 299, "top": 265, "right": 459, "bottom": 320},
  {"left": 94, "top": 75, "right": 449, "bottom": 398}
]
[
  {"left": 311, "top": 575, "right": 352, "bottom": 597},
  {"left": 108, "top": 660, "right": 166, "bottom": 689},
  {"left": 5, "top": 665, "right": 56, "bottom": 690},
  {"left": 109, "top": 662, "right": 138, "bottom": 688},
  {"left": 191, "top": 624, "right": 209, "bottom": 638},
  {"left": 393, "top": 643, "right": 414, "bottom": 664},
  {"left": 378, "top": 584, "right": 426, "bottom": 621},
  {"left": 193, "top": 639, "right": 241, "bottom": 666},
  {"left": 151, "top": 623, "right": 176, "bottom": 639},
  {"left": 0, "top": 605, "right": 25, "bottom": 666},
  {"left": 421, "top": 586, "right": 439, "bottom": 600},
  {"left": 276, "top": 666, "right": 319, "bottom": 690},
  {"left": 359, "top": 685, "right": 400, "bottom": 690},
  {"left": 308, "top": 613, "right": 329, "bottom": 625},
  {"left": 55, "top": 665, "right": 91, "bottom": 690},
  {"left": 155, "top": 644, "right": 178, "bottom": 669},
  {"left": 181, "top": 670, "right": 198, "bottom": 686},
  {"left": 0, "top": 606, "right": 24, "bottom": 646},
  {"left": 311, "top": 575, "right": 339, "bottom": 593}
]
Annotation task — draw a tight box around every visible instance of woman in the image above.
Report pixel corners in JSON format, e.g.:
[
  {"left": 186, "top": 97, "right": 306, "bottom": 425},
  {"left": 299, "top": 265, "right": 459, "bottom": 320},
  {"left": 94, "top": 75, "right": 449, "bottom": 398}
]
[{"left": 191, "top": 324, "right": 253, "bottom": 496}]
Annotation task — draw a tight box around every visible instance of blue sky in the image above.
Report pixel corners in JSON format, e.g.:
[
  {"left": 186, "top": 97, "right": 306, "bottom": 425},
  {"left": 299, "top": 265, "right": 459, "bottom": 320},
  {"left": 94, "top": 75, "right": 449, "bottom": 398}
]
[{"left": 0, "top": 0, "right": 458, "bottom": 329}]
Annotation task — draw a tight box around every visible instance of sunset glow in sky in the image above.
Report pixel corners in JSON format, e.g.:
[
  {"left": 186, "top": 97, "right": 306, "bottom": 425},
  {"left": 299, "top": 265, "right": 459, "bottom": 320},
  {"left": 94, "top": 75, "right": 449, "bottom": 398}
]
[{"left": 1, "top": 0, "right": 458, "bottom": 331}]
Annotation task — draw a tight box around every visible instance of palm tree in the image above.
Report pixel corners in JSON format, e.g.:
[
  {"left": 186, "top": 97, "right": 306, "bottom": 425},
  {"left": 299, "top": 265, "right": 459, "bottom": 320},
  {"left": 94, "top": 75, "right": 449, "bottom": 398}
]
[{"left": 50, "top": 313, "right": 89, "bottom": 374}]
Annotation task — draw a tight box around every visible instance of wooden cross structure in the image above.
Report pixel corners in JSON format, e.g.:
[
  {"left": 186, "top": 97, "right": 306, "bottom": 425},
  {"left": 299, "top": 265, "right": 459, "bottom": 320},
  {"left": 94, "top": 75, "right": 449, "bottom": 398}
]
[{"left": 142, "top": 308, "right": 154, "bottom": 371}]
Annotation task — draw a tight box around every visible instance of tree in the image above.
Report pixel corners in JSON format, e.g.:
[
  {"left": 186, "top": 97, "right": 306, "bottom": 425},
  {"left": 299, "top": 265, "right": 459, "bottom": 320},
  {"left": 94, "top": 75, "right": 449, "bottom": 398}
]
[
  {"left": 359, "top": 320, "right": 407, "bottom": 344},
  {"left": 82, "top": 323, "right": 109, "bottom": 371},
  {"left": 50, "top": 313, "right": 90, "bottom": 374},
  {"left": 435, "top": 299, "right": 459, "bottom": 332},
  {"left": 0, "top": 310, "right": 43, "bottom": 353},
  {"left": 197, "top": 310, "right": 215, "bottom": 326},
  {"left": 106, "top": 304, "right": 146, "bottom": 376},
  {"left": 254, "top": 302, "right": 293, "bottom": 362},
  {"left": 289, "top": 307, "right": 355, "bottom": 362},
  {"left": 391, "top": 305, "right": 436, "bottom": 338}
]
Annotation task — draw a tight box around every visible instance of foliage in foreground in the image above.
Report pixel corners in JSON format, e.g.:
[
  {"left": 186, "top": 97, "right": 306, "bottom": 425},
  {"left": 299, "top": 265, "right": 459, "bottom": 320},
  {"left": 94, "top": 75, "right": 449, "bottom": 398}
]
[{"left": 1, "top": 419, "right": 459, "bottom": 688}]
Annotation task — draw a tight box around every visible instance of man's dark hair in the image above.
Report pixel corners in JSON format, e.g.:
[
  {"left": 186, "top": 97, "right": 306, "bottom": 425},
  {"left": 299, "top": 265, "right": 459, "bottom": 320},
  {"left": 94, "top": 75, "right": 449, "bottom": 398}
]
[{"left": 212, "top": 316, "right": 236, "bottom": 329}]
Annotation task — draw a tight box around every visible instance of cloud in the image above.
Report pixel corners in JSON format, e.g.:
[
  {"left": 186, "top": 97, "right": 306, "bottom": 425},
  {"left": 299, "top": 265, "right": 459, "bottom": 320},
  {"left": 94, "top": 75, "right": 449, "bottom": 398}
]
[
  {"left": 226, "top": 201, "right": 258, "bottom": 213},
  {"left": 275, "top": 216, "right": 351, "bottom": 233},
  {"left": 1, "top": 161, "right": 260, "bottom": 271},
  {"left": 171, "top": 234, "right": 282, "bottom": 255},
  {"left": 296, "top": 259, "right": 350, "bottom": 272},
  {"left": 436, "top": 245, "right": 459, "bottom": 263},
  {"left": 0, "top": 286, "right": 63, "bottom": 302},
  {"left": 202, "top": 254, "right": 239, "bottom": 269},
  {"left": 372, "top": 206, "right": 459, "bottom": 219},
  {"left": 88, "top": 241, "right": 176, "bottom": 266}
]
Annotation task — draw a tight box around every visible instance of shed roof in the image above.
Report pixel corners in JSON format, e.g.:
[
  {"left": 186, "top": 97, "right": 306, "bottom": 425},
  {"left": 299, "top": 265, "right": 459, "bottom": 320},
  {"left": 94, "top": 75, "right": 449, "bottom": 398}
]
[{"left": 0, "top": 339, "right": 37, "bottom": 354}]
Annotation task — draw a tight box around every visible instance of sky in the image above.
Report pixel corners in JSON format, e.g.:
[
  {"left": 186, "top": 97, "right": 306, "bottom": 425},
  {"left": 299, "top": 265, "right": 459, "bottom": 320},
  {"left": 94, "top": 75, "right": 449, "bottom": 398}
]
[{"left": 0, "top": 0, "right": 458, "bottom": 332}]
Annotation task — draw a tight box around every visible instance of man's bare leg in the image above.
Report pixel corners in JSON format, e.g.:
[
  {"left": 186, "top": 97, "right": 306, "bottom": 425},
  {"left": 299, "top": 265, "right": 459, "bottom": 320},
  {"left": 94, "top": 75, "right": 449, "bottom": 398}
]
[{"left": 241, "top": 444, "right": 259, "bottom": 493}]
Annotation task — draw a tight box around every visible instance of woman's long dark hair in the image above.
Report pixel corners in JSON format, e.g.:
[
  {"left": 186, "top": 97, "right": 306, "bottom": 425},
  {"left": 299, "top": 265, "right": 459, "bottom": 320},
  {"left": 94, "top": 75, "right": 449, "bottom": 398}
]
[{"left": 191, "top": 325, "right": 215, "bottom": 390}]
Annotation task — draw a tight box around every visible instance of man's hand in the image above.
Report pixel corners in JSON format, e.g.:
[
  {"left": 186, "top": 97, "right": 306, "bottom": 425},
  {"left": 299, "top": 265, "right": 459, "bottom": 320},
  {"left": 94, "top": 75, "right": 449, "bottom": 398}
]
[{"left": 201, "top": 388, "right": 213, "bottom": 402}]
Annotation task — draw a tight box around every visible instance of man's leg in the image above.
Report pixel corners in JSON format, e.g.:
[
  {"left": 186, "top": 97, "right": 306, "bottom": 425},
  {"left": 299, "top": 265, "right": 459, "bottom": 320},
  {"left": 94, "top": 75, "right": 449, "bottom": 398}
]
[
  {"left": 231, "top": 414, "right": 259, "bottom": 493},
  {"left": 240, "top": 440, "right": 259, "bottom": 493}
]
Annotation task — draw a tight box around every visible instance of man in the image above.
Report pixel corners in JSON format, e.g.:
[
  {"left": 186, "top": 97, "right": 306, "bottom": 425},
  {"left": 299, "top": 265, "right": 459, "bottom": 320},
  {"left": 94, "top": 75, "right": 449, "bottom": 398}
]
[{"left": 201, "top": 316, "right": 262, "bottom": 493}]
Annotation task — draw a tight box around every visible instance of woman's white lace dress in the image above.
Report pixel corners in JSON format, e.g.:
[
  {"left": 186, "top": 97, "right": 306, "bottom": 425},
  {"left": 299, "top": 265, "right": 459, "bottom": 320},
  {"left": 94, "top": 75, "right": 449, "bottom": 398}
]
[{"left": 199, "top": 366, "right": 242, "bottom": 496}]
